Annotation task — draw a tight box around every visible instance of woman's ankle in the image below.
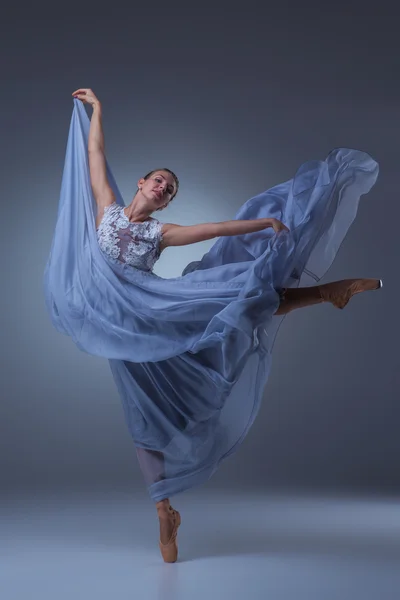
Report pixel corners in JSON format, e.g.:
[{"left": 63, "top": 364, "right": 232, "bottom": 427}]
[{"left": 156, "top": 498, "right": 170, "bottom": 512}]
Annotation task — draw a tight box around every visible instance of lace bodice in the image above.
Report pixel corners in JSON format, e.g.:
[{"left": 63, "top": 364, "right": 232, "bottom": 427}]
[{"left": 96, "top": 202, "right": 163, "bottom": 272}]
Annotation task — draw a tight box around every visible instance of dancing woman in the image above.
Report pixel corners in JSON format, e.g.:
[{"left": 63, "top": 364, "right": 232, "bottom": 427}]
[{"left": 44, "top": 87, "right": 382, "bottom": 563}]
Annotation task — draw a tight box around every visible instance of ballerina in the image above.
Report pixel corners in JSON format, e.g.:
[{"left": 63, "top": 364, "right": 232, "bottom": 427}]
[{"left": 46, "top": 88, "right": 382, "bottom": 562}]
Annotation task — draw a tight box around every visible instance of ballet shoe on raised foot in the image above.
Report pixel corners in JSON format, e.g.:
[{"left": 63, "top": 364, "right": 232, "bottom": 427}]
[
  {"left": 318, "top": 278, "right": 383, "bottom": 310},
  {"left": 158, "top": 505, "right": 181, "bottom": 563}
]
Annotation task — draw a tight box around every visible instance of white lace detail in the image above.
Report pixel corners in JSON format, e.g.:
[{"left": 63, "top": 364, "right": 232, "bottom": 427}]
[{"left": 96, "top": 203, "right": 163, "bottom": 272}]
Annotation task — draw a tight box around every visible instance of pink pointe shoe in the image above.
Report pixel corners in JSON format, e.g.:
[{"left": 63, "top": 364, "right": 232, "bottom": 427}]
[
  {"left": 318, "top": 278, "right": 383, "bottom": 310},
  {"left": 158, "top": 505, "right": 181, "bottom": 563}
]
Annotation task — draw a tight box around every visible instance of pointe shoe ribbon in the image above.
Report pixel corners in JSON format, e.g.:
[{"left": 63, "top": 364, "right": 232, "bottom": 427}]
[{"left": 159, "top": 506, "right": 181, "bottom": 563}]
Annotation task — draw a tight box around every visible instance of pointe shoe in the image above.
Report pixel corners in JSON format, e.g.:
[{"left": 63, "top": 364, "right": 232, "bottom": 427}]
[
  {"left": 318, "top": 278, "right": 383, "bottom": 310},
  {"left": 158, "top": 505, "right": 181, "bottom": 563}
]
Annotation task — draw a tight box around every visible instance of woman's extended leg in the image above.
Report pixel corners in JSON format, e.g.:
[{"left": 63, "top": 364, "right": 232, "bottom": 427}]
[{"left": 275, "top": 278, "right": 382, "bottom": 315}]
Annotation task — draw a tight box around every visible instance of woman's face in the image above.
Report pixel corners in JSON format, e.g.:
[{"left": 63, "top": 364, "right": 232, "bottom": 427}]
[{"left": 138, "top": 170, "right": 177, "bottom": 210}]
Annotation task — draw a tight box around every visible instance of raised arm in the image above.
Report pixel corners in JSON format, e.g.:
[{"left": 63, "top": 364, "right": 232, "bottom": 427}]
[
  {"left": 72, "top": 89, "right": 115, "bottom": 212},
  {"left": 160, "top": 218, "right": 289, "bottom": 249}
]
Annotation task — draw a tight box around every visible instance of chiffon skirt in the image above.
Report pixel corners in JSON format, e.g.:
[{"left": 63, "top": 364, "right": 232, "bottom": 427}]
[{"left": 44, "top": 99, "right": 379, "bottom": 501}]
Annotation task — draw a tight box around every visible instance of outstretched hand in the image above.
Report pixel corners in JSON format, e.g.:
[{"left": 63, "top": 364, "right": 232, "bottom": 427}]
[{"left": 72, "top": 88, "right": 100, "bottom": 108}]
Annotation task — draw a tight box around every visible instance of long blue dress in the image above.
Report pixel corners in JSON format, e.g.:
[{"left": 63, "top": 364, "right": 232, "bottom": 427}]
[{"left": 44, "top": 99, "right": 379, "bottom": 501}]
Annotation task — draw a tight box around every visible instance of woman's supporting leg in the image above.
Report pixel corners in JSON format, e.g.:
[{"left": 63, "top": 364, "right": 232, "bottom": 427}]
[
  {"left": 275, "top": 278, "right": 382, "bottom": 315},
  {"left": 135, "top": 447, "right": 181, "bottom": 561},
  {"left": 135, "top": 447, "right": 166, "bottom": 486}
]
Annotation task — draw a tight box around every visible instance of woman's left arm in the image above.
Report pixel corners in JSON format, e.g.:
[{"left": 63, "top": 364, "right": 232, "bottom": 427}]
[{"left": 160, "top": 218, "right": 288, "bottom": 248}]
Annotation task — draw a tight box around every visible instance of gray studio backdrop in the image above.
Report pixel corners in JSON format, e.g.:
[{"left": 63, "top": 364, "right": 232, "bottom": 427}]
[{"left": 1, "top": 5, "right": 398, "bottom": 498}]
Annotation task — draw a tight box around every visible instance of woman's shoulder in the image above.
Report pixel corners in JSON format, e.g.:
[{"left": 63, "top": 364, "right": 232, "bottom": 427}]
[{"left": 149, "top": 216, "right": 167, "bottom": 229}]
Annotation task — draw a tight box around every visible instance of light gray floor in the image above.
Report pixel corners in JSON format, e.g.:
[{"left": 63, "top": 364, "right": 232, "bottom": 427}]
[{"left": 2, "top": 489, "right": 400, "bottom": 599}]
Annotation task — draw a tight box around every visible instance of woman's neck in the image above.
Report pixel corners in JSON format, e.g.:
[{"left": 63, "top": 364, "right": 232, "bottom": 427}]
[{"left": 124, "top": 197, "right": 152, "bottom": 223}]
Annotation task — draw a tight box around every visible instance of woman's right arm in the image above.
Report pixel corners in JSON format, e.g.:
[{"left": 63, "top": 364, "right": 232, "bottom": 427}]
[{"left": 72, "top": 89, "right": 115, "bottom": 209}]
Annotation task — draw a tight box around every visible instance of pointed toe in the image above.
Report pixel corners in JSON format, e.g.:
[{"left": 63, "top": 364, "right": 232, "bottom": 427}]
[
  {"left": 319, "top": 278, "right": 383, "bottom": 310},
  {"left": 159, "top": 508, "right": 181, "bottom": 563}
]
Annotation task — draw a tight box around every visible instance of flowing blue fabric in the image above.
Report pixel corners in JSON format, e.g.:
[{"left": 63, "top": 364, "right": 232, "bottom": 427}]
[{"left": 44, "top": 100, "right": 379, "bottom": 501}]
